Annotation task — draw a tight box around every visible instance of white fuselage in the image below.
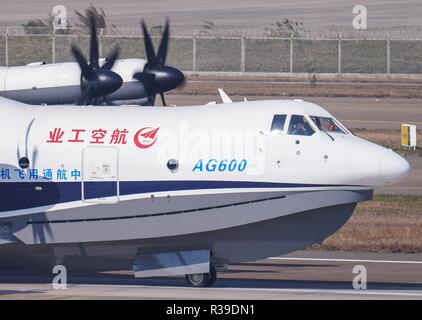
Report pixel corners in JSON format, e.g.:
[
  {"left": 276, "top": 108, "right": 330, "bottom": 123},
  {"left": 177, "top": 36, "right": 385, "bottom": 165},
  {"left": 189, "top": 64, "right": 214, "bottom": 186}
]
[{"left": 0, "top": 97, "right": 410, "bottom": 267}]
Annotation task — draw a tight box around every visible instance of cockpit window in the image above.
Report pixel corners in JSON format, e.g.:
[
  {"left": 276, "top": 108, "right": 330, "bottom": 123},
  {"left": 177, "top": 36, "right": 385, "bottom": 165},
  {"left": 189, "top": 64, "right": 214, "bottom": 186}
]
[
  {"left": 270, "top": 115, "right": 287, "bottom": 132},
  {"left": 287, "top": 115, "right": 315, "bottom": 136},
  {"left": 310, "top": 116, "right": 347, "bottom": 134}
]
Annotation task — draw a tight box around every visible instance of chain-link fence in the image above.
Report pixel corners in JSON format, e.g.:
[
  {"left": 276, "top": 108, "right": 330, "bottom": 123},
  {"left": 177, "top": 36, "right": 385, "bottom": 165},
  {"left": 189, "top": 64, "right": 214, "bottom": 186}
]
[{"left": 1, "top": 27, "right": 422, "bottom": 74}]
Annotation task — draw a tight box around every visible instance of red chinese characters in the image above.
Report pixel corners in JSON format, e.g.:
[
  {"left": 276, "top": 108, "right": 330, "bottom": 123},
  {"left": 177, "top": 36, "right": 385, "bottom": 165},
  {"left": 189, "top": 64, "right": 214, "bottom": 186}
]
[
  {"left": 47, "top": 128, "right": 130, "bottom": 145},
  {"left": 46, "top": 128, "right": 65, "bottom": 143},
  {"left": 110, "top": 129, "right": 129, "bottom": 145},
  {"left": 68, "top": 129, "right": 86, "bottom": 142},
  {"left": 90, "top": 129, "right": 107, "bottom": 144}
]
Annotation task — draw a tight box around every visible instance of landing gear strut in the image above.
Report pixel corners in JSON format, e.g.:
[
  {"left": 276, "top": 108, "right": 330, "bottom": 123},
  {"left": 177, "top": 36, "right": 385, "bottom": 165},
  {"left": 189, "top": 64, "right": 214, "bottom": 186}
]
[{"left": 185, "top": 264, "right": 217, "bottom": 287}]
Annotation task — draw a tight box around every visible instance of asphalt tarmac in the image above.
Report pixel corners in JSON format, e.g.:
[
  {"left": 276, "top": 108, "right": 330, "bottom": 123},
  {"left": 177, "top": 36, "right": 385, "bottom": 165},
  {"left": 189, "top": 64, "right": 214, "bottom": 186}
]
[
  {"left": 1, "top": 0, "right": 421, "bottom": 29},
  {"left": 0, "top": 251, "right": 421, "bottom": 299},
  {"left": 166, "top": 95, "right": 422, "bottom": 130}
]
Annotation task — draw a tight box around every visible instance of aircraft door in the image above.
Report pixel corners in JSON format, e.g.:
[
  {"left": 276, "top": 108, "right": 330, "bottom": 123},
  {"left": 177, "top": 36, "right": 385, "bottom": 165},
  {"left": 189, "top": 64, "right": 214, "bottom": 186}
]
[{"left": 82, "top": 146, "right": 119, "bottom": 204}]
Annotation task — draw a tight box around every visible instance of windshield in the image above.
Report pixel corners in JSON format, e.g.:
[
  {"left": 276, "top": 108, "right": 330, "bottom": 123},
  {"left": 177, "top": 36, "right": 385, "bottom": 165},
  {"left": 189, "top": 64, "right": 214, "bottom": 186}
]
[
  {"left": 310, "top": 116, "right": 347, "bottom": 134},
  {"left": 288, "top": 115, "right": 315, "bottom": 136}
]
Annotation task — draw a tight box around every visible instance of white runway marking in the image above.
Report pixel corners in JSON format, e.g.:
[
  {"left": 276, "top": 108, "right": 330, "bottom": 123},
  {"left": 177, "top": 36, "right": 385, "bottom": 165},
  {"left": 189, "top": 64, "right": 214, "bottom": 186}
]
[
  {"left": 382, "top": 186, "right": 422, "bottom": 190},
  {"left": 344, "top": 120, "right": 422, "bottom": 125},
  {"left": 68, "top": 284, "right": 422, "bottom": 298},
  {"left": 270, "top": 257, "right": 422, "bottom": 265},
  {"left": 188, "top": 80, "right": 422, "bottom": 87},
  {"left": 217, "top": 288, "right": 422, "bottom": 298}
]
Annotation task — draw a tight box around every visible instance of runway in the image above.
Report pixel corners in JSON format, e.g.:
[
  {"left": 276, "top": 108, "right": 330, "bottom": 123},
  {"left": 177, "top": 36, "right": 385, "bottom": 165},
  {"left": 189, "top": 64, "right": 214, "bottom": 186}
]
[
  {"left": 166, "top": 95, "right": 422, "bottom": 130},
  {"left": 0, "top": 0, "right": 421, "bottom": 29},
  {"left": 380, "top": 156, "right": 422, "bottom": 195},
  {"left": 0, "top": 251, "right": 421, "bottom": 299}
]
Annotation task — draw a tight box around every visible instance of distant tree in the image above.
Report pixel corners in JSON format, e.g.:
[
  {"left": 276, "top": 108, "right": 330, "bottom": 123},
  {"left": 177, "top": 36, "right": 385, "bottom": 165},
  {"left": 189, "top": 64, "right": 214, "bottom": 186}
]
[
  {"left": 265, "top": 19, "right": 308, "bottom": 38},
  {"left": 74, "top": 4, "right": 117, "bottom": 32},
  {"left": 22, "top": 15, "right": 72, "bottom": 35},
  {"left": 202, "top": 20, "right": 215, "bottom": 30},
  {"left": 22, "top": 18, "right": 51, "bottom": 34},
  {"left": 194, "top": 20, "right": 216, "bottom": 36}
]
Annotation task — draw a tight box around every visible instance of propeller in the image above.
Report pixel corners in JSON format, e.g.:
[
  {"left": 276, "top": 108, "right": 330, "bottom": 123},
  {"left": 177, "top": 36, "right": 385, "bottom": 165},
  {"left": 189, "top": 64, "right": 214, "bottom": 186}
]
[
  {"left": 133, "top": 19, "right": 185, "bottom": 106},
  {"left": 16, "top": 118, "right": 38, "bottom": 170},
  {"left": 71, "top": 16, "right": 123, "bottom": 105}
]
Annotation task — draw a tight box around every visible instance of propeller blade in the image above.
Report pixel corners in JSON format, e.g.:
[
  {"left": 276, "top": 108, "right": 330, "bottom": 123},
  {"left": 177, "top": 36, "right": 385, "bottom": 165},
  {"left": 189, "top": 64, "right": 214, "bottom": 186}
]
[
  {"left": 16, "top": 119, "right": 36, "bottom": 168},
  {"left": 71, "top": 21, "right": 122, "bottom": 104},
  {"left": 32, "top": 146, "right": 38, "bottom": 169},
  {"left": 71, "top": 45, "right": 96, "bottom": 80},
  {"left": 133, "top": 72, "right": 157, "bottom": 106},
  {"left": 159, "top": 92, "right": 167, "bottom": 106},
  {"left": 141, "top": 20, "right": 157, "bottom": 67},
  {"left": 101, "top": 47, "right": 120, "bottom": 71},
  {"left": 16, "top": 145, "right": 21, "bottom": 162},
  {"left": 25, "top": 118, "right": 36, "bottom": 157},
  {"left": 149, "top": 94, "right": 156, "bottom": 106},
  {"left": 78, "top": 83, "right": 93, "bottom": 105},
  {"left": 89, "top": 15, "right": 100, "bottom": 69},
  {"left": 136, "top": 19, "right": 185, "bottom": 106},
  {"left": 156, "top": 18, "right": 169, "bottom": 66},
  {"left": 133, "top": 72, "right": 155, "bottom": 96}
]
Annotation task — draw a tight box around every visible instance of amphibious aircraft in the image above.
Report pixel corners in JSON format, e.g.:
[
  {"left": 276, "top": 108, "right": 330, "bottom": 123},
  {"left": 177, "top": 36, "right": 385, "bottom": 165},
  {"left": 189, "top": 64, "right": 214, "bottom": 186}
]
[
  {"left": 0, "top": 94, "right": 410, "bottom": 287},
  {"left": 0, "top": 17, "right": 184, "bottom": 106}
]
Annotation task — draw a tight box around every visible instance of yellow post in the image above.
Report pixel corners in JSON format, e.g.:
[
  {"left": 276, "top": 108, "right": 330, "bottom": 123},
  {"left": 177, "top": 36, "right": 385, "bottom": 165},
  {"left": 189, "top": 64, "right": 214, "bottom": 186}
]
[{"left": 401, "top": 124, "right": 410, "bottom": 146}]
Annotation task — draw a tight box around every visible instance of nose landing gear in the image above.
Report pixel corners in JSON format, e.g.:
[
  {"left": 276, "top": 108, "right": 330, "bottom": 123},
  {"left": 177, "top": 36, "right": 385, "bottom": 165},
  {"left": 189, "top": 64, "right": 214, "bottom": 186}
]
[{"left": 185, "top": 264, "right": 217, "bottom": 287}]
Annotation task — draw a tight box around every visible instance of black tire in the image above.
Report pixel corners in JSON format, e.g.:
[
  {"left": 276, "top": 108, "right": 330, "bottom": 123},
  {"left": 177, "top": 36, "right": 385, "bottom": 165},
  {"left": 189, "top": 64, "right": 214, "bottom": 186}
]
[{"left": 185, "top": 264, "right": 217, "bottom": 287}]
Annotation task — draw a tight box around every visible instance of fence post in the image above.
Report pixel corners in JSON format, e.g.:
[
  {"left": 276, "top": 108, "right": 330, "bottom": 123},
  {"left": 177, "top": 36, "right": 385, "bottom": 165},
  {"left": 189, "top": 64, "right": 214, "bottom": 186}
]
[
  {"left": 338, "top": 32, "right": 342, "bottom": 74},
  {"left": 386, "top": 36, "right": 391, "bottom": 75},
  {"left": 52, "top": 29, "right": 56, "bottom": 63},
  {"left": 289, "top": 33, "right": 293, "bottom": 73},
  {"left": 240, "top": 36, "right": 245, "bottom": 73},
  {"left": 5, "top": 27, "right": 8, "bottom": 66},
  {"left": 192, "top": 36, "right": 196, "bottom": 72}
]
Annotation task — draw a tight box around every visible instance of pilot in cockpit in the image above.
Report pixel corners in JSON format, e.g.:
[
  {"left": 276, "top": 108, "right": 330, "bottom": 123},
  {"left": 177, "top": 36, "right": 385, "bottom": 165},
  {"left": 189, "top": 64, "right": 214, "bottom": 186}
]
[
  {"left": 287, "top": 114, "right": 315, "bottom": 136},
  {"left": 291, "top": 118, "right": 310, "bottom": 136},
  {"left": 292, "top": 121, "right": 306, "bottom": 135}
]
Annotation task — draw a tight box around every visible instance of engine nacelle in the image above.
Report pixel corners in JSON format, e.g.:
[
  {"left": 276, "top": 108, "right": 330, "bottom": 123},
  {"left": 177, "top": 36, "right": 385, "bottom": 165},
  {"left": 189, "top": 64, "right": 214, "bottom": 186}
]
[{"left": 0, "top": 58, "right": 147, "bottom": 105}]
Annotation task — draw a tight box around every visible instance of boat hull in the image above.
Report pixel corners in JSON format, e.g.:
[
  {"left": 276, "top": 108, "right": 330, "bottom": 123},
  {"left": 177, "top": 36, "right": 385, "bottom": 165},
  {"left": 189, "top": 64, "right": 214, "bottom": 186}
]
[{"left": 0, "top": 189, "right": 371, "bottom": 272}]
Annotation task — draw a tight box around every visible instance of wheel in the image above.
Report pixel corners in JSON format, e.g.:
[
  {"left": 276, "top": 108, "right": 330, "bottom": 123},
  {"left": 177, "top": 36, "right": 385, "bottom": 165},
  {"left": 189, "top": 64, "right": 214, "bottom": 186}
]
[{"left": 185, "top": 264, "right": 217, "bottom": 287}]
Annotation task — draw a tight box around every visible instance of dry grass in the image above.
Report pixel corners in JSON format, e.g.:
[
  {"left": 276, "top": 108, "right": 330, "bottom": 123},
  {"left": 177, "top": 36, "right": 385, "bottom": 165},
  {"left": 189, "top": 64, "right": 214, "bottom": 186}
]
[
  {"left": 352, "top": 128, "right": 422, "bottom": 156},
  {"left": 315, "top": 195, "right": 422, "bottom": 253},
  {"left": 179, "top": 75, "right": 422, "bottom": 98}
]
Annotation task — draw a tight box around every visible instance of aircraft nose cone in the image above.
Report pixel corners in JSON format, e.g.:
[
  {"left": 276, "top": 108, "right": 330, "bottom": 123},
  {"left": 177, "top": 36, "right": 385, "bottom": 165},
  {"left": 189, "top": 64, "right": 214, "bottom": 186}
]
[{"left": 380, "top": 150, "right": 411, "bottom": 184}]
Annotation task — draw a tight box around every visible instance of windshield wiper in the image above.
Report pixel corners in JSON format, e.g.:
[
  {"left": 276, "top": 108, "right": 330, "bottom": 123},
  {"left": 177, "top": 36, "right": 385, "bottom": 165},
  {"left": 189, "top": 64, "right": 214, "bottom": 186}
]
[{"left": 323, "top": 130, "right": 335, "bottom": 141}]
